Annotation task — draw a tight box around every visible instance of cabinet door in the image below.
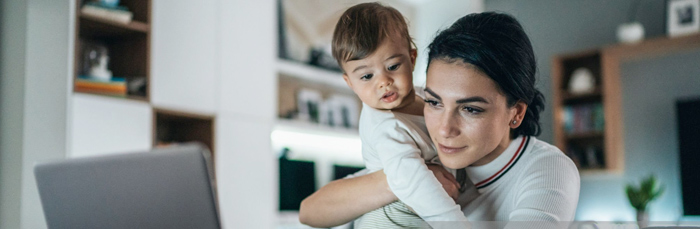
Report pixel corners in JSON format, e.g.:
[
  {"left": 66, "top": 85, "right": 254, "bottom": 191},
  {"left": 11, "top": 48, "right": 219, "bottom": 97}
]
[
  {"left": 215, "top": 116, "right": 275, "bottom": 228},
  {"left": 69, "top": 94, "right": 152, "bottom": 157},
  {"left": 151, "top": 0, "right": 218, "bottom": 114},
  {"left": 218, "top": 0, "right": 276, "bottom": 118}
]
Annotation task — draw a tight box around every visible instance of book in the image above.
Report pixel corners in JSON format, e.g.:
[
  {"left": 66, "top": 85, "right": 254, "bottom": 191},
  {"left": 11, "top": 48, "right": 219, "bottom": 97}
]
[
  {"left": 80, "top": 3, "right": 133, "bottom": 24},
  {"left": 76, "top": 76, "right": 127, "bottom": 96}
]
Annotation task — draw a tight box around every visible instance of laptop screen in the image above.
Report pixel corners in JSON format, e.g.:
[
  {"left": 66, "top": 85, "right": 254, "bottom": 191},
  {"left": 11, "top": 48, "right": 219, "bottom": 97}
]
[{"left": 34, "top": 143, "right": 220, "bottom": 229}]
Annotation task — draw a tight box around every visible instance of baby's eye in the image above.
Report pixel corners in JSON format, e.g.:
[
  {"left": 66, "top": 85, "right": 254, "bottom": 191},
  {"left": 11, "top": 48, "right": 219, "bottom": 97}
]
[
  {"left": 387, "top": 64, "right": 401, "bottom": 71},
  {"left": 360, "top": 74, "right": 373, "bottom": 80}
]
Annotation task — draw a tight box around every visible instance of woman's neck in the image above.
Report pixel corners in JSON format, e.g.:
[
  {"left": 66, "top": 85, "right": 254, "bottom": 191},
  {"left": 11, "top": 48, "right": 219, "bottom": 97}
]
[{"left": 471, "top": 133, "right": 514, "bottom": 166}]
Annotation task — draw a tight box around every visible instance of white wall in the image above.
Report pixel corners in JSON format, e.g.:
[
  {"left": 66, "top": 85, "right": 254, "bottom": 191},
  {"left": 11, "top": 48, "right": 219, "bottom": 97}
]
[
  {"left": 0, "top": 0, "right": 28, "bottom": 228},
  {"left": 19, "top": 0, "right": 73, "bottom": 228},
  {"left": 151, "top": 0, "right": 219, "bottom": 114},
  {"left": 217, "top": 1, "right": 277, "bottom": 228},
  {"left": 0, "top": 0, "right": 73, "bottom": 228},
  {"left": 411, "top": 0, "right": 484, "bottom": 87},
  {"left": 70, "top": 94, "right": 152, "bottom": 158}
]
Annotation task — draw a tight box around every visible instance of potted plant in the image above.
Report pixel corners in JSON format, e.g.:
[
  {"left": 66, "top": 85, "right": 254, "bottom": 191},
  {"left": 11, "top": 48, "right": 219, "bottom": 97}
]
[{"left": 626, "top": 175, "right": 664, "bottom": 228}]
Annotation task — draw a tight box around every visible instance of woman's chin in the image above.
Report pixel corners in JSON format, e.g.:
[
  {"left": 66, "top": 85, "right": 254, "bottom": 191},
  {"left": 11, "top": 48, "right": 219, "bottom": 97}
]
[{"left": 438, "top": 154, "right": 471, "bottom": 169}]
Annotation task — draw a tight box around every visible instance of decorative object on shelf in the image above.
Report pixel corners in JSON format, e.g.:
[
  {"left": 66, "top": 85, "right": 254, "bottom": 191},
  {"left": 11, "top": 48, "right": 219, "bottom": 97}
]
[
  {"left": 308, "top": 45, "right": 342, "bottom": 72},
  {"left": 617, "top": 22, "right": 645, "bottom": 43},
  {"left": 322, "top": 95, "right": 360, "bottom": 128},
  {"left": 667, "top": 0, "right": 700, "bottom": 37},
  {"left": 568, "top": 67, "right": 596, "bottom": 94},
  {"left": 617, "top": 0, "right": 645, "bottom": 43},
  {"left": 626, "top": 175, "right": 665, "bottom": 229},
  {"left": 81, "top": 1, "right": 133, "bottom": 24},
  {"left": 127, "top": 76, "right": 147, "bottom": 97},
  {"left": 80, "top": 41, "right": 112, "bottom": 81},
  {"left": 297, "top": 89, "right": 323, "bottom": 123},
  {"left": 97, "top": 0, "right": 120, "bottom": 8}
]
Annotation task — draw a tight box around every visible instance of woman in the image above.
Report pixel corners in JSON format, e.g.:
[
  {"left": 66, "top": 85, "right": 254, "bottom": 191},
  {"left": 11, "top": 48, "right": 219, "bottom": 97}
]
[{"left": 300, "top": 12, "right": 580, "bottom": 228}]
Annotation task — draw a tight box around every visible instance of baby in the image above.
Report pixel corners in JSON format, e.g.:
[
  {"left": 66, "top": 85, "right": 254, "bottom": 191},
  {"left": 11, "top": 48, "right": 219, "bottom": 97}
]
[{"left": 331, "top": 2, "right": 469, "bottom": 228}]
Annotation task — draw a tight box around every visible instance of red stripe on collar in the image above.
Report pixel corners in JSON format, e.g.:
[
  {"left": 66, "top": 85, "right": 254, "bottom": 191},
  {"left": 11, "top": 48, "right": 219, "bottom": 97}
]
[{"left": 474, "top": 137, "right": 527, "bottom": 187}]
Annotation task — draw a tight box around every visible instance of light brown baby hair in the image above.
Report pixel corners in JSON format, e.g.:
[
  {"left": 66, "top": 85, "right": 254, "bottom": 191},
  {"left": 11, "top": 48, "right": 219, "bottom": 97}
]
[{"left": 331, "top": 2, "right": 415, "bottom": 72}]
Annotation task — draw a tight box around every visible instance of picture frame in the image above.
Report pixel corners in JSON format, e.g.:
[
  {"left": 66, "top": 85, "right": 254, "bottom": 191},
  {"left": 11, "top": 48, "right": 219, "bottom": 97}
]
[{"left": 667, "top": 0, "right": 700, "bottom": 37}]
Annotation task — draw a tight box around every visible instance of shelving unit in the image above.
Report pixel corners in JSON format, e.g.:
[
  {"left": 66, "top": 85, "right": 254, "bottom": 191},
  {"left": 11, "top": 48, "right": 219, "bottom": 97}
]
[
  {"left": 552, "top": 33, "right": 700, "bottom": 174},
  {"left": 276, "top": 59, "right": 357, "bottom": 124},
  {"left": 553, "top": 50, "right": 616, "bottom": 172},
  {"left": 154, "top": 108, "right": 215, "bottom": 157},
  {"left": 73, "top": 0, "right": 151, "bottom": 101}
]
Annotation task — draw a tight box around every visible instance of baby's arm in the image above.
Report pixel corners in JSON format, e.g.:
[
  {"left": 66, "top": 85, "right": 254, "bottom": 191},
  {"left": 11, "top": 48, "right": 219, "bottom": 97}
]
[{"left": 372, "top": 121, "right": 469, "bottom": 225}]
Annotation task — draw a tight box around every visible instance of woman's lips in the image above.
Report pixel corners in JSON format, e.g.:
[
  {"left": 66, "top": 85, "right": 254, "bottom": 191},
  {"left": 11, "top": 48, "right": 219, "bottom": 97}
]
[
  {"left": 381, "top": 91, "right": 398, "bottom": 103},
  {"left": 438, "top": 144, "right": 467, "bottom": 154}
]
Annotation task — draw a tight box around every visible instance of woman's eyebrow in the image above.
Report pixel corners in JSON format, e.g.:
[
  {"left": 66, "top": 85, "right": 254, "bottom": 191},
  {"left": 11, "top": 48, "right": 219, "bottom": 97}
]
[
  {"left": 457, "top": 96, "right": 489, "bottom": 104},
  {"left": 424, "top": 88, "right": 441, "bottom": 100}
]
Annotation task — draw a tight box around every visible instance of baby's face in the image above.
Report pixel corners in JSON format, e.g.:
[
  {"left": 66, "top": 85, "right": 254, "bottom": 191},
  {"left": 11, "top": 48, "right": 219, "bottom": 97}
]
[{"left": 342, "top": 38, "right": 416, "bottom": 110}]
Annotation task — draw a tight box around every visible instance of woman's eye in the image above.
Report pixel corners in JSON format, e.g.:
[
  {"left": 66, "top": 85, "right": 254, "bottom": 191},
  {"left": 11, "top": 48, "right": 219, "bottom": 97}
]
[
  {"left": 388, "top": 64, "right": 400, "bottom": 71},
  {"left": 463, "top": 106, "right": 483, "bottom": 114},
  {"left": 360, "top": 74, "right": 373, "bottom": 80},
  {"left": 424, "top": 99, "right": 439, "bottom": 107}
]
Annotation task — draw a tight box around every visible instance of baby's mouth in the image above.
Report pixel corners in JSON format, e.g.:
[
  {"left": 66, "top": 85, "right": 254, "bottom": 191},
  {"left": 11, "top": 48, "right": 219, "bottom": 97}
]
[{"left": 381, "top": 91, "right": 398, "bottom": 103}]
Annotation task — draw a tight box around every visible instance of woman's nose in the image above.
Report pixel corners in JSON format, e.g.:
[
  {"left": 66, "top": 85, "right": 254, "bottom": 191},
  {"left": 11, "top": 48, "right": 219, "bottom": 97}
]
[{"left": 438, "top": 113, "right": 460, "bottom": 138}]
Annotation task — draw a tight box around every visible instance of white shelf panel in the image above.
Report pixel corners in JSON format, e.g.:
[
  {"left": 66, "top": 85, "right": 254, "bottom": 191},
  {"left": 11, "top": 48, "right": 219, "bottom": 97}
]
[
  {"left": 276, "top": 59, "right": 348, "bottom": 90},
  {"left": 271, "top": 119, "right": 362, "bottom": 165}
]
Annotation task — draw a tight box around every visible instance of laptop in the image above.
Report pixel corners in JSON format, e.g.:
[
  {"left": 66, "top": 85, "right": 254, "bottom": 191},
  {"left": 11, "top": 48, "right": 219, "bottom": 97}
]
[{"left": 34, "top": 143, "right": 220, "bottom": 229}]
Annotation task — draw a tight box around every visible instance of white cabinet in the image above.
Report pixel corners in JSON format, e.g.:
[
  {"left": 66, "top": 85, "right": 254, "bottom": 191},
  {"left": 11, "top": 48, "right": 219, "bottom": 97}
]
[
  {"left": 215, "top": 116, "right": 276, "bottom": 229},
  {"left": 151, "top": 0, "right": 218, "bottom": 114},
  {"left": 218, "top": 0, "right": 276, "bottom": 119},
  {"left": 69, "top": 94, "right": 152, "bottom": 158}
]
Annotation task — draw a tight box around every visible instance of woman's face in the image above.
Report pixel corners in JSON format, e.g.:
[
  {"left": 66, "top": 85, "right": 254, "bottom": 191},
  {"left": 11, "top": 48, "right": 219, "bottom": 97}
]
[{"left": 424, "top": 60, "right": 525, "bottom": 169}]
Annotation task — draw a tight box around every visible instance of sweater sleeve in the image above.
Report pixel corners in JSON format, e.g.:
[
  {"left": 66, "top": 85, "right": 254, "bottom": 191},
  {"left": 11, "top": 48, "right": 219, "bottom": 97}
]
[
  {"left": 370, "top": 120, "right": 469, "bottom": 225},
  {"left": 507, "top": 150, "right": 580, "bottom": 224}
]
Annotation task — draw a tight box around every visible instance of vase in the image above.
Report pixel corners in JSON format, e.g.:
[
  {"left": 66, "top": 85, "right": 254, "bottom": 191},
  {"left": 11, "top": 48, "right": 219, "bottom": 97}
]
[
  {"left": 636, "top": 210, "right": 649, "bottom": 228},
  {"left": 617, "top": 22, "right": 645, "bottom": 43}
]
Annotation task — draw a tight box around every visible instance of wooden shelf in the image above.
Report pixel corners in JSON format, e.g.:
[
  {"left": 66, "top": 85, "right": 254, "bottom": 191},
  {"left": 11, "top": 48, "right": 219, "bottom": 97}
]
[
  {"left": 74, "top": 90, "right": 149, "bottom": 102},
  {"left": 73, "top": 0, "right": 151, "bottom": 101},
  {"left": 274, "top": 119, "right": 358, "bottom": 138},
  {"left": 566, "top": 131, "right": 604, "bottom": 140},
  {"left": 277, "top": 59, "right": 347, "bottom": 90},
  {"left": 154, "top": 109, "right": 216, "bottom": 155},
  {"left": 561, "top": 88, "right": 602, "bottom": 102},
  {"left": 79, "top": 14, "right": 149, "bottom": 37},
  {"left": 552, "top": 33, "right": 700, "bottom": 174}
]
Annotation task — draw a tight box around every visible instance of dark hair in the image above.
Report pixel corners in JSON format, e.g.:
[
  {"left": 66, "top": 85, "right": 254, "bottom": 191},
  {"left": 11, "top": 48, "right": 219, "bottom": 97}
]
[
  {"left": 427, "top": 12, "right": 545, "bottom": 137},
  {"left": 332, "top": 2, "right": 415, "bottom": 71}
]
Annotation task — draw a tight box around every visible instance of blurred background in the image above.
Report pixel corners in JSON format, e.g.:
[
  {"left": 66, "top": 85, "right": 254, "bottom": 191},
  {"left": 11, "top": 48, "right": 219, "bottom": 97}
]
[{"left": 1, "top": 0, "right": 700, "bottom": 228}]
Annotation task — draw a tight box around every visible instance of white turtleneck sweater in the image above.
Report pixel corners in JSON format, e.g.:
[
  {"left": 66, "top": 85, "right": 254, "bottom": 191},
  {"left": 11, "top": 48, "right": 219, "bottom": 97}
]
[{"left": 460, "top": 135, "right": 580, "bottom": 224}]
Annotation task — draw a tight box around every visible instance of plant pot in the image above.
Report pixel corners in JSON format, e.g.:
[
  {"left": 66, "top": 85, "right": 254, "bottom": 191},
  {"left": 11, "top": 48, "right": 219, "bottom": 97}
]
[{"left": 637, "top": 210, "right": 649, "bottom": 228}]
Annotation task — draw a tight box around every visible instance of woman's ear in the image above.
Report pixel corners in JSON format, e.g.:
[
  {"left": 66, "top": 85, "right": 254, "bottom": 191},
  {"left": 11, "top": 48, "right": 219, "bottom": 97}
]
[
  {"left": 509, "top": 101, "right": 528, "bottom": 128},
  {"left": 410, "top": 49, "right": 417, "bottom": 70}
]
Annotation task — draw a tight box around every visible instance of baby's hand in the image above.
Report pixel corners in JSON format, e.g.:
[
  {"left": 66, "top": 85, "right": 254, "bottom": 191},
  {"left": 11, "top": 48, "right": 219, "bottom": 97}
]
[{"left": 426, "top": 164, "right": 460, "bottom": 201}]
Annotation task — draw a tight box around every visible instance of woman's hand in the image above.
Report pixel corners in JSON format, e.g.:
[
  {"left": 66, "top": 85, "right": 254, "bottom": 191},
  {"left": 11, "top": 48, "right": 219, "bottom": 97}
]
[{"left": 426, "top": 164, "right": 461, "bottom": 201}]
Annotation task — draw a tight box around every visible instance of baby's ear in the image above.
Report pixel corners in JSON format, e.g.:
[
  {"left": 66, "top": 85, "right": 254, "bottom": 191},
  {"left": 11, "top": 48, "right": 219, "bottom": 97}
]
[{"left": 342, "top": 73, "right": 352, "bottom": 88}]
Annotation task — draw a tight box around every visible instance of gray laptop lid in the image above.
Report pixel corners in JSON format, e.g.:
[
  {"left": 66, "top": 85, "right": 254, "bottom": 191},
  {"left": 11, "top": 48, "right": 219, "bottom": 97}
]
[{"left": 34, "top": 143, "right": 220, "bottom": 229}]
